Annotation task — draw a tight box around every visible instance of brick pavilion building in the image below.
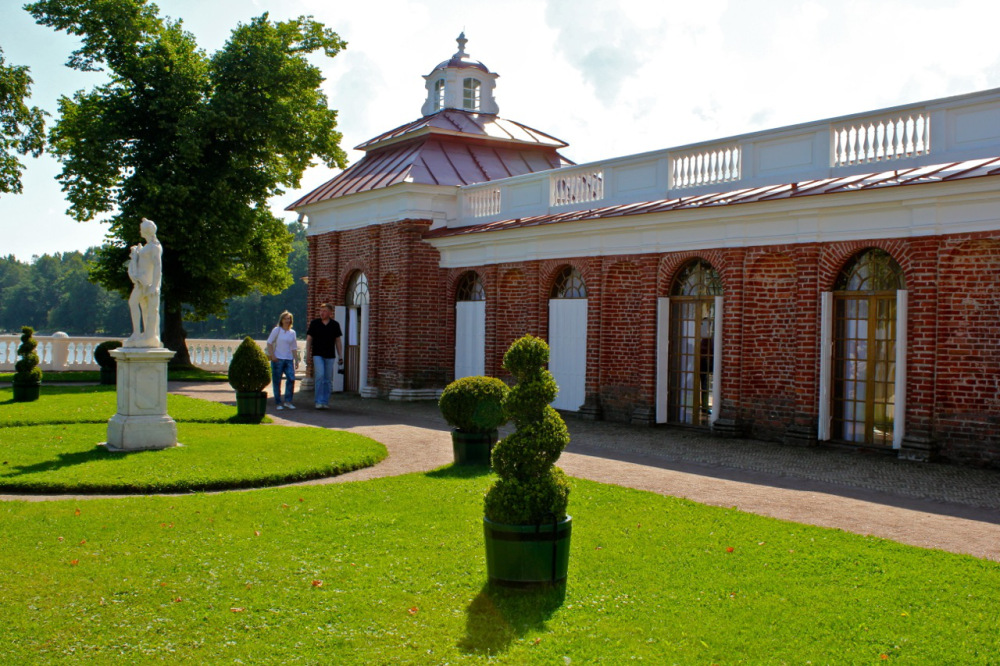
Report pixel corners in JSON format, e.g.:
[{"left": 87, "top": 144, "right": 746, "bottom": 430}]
[{"left": 289, "top": 35, "right": 1000, "bottom": 467}]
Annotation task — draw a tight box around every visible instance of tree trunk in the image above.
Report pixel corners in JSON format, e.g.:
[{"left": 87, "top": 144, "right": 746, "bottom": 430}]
[{"left": 162, "top": 305, "right": 193, "bottom": 368}]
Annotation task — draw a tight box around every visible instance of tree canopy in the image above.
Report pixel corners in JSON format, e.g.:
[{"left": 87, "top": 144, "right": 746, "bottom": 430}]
[
  {"left": 0, "top": 46, "right": 46, "bottom": 195},
  {"left": 27, "top": 0, "right": 348, "bottom": 364}
]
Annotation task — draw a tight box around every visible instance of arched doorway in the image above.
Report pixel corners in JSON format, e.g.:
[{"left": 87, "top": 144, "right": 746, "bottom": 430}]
[
  {"left": 657, "top": 259, "right": 722, "bottom": 426},
  {"left": 548, "top": 266, "right": 587, "bottom": 412},
  {"left": 337, "top": 271, "right": 369, "bottom": 394},
  {"left": 823, "top": 249, "right": 905, "bottom": 446},
  {"left": 454, "top": 271, "right": 486, "bottom": 379}
]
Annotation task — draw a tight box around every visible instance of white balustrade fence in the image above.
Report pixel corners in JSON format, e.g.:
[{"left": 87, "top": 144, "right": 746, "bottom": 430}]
[
  {"left": 832, "top": 114, "right": 930, "bottom": 166},
  {"left": 671, "top": 146, "right": 741, "bottom": 189},
  {"left": 466, "top": 186, "right": 501, "bottom": 217},
  {"left": 551, "top": 169, "right": 604, "bottom": 206},
  {"left": 0, "top": 334, "right": 303, "bottom": 373}
]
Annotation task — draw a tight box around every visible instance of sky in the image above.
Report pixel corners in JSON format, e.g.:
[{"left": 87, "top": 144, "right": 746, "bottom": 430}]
[{"left": 2, "top": 0, "right": 999, "bottom": 261}]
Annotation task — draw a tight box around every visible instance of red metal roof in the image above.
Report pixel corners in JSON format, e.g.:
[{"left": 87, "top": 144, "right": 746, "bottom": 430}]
[
  {"left": 287, "top": 136, "right": 572, "bottom": 209},
  {"left": 355, "top": 109, "right": 568, "bottom": 151},
  {"left": 426, "top": 157, "right": 1000, "bottom": 239}
]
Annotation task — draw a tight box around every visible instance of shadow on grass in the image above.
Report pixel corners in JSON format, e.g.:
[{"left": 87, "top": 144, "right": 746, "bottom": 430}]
[
  {"left": 3, "top": 445, "right": 129, "bottom": 477},
  {"left": 459, "top": 581, "right": 566, "bottom": 656},
  {"left": 425, "top": 463, "right": 494, "bottom": 479}
]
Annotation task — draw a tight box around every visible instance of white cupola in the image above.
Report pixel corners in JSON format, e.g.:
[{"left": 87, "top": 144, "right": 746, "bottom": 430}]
[{"left": 421, "top": 33, "right": 500, "bottom": 116}]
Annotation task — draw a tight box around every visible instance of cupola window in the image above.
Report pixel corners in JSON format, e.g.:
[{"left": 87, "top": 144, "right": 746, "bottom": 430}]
[
  {"left": 463, "top": 78, "right": 481, "bottom": 111},
  {"left": 433, "top": 79, "right": 445, "bottom": 112}
]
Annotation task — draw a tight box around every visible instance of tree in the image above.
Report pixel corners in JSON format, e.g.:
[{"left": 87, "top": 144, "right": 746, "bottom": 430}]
[
  {"left": 28, "top": 0, "right": 348, "bottom": 365},
  {"left": 0, "top": 46, "right": 46, "bottom": 195}
]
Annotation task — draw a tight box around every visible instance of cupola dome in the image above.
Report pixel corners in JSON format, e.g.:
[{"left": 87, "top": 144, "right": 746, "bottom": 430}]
[{"left": 421, "top": 33, "right": 499, "bottom": 116}]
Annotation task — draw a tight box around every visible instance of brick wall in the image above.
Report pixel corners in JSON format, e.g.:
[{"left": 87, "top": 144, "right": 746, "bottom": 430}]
[{"left": 309, "top": 225, "right": 1000, "bottom": 467}]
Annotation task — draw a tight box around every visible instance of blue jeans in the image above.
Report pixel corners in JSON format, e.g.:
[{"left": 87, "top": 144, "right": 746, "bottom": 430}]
[
  {"left": 313, "top": 356, "right": 335, "bottom": 406},
  {"left": 270, "top": 359, "right": 295, "bottom": 405}
]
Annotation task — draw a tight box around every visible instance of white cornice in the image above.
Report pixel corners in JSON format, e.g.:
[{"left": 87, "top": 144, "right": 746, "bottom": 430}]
[
  {"left": 428, "top": 177, "right": 1000, "bottom": 267},
  {"left": 300, "top": 183, "right": 460, "bottom": 235}
]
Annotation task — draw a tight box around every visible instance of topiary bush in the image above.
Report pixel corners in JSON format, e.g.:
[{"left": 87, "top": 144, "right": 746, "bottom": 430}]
[
  {"left": 13, "top": 326, "right": 42, "bottom": 387},
  {"left": 439, "top": 375, "right": 509, "bottom": 432},
  {"left": 228, "top": 337, "right": 271, "bottom": 393},
  {"left": 93, "top": 340, "right": 123, "bottom": 369},
  {"left": 484, "top": 335, "right": 571, "bottom": 525}
]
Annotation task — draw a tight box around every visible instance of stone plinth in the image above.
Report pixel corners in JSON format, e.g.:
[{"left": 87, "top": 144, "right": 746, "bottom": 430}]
[{"left": 106, "top": 347, "right": 177, "bottom": 451}]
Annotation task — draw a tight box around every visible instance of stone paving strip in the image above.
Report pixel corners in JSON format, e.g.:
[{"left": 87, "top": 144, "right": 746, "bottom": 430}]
[{"left": 4, "top": 381, "right": 998, "bottom": 562}]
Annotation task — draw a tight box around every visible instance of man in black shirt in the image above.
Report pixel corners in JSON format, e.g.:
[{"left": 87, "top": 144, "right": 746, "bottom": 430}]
[{"left": 305, "top": 303, "right": 344, "bottom": 409}]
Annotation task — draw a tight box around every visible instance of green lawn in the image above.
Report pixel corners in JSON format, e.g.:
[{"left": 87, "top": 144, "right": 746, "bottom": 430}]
[
  {"left": 0, "top": 386, "right": 385, "bottom": 493},
  {"left": 1, "top": 385, "right": 240, "bottom": 425},
  {"left": 0, "top": 423, "right": 386, "bottom": 493},
  {"left": 0, "top": 469, "right": 997, "bottom": 663}
]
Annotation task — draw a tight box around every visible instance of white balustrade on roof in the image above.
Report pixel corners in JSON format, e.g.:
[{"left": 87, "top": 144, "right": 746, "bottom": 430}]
[{"left": 455, "top": 87, "right": 1000, "bottom": 226}]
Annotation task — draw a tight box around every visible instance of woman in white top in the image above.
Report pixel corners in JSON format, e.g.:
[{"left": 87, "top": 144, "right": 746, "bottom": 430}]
[{"left": 266, "top": 311, "right": 300, "bottom": 409}]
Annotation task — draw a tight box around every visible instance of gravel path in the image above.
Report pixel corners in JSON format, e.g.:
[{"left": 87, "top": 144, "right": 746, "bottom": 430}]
[{"left": 4, "top": 381, "right": 998, "bottom": 562}]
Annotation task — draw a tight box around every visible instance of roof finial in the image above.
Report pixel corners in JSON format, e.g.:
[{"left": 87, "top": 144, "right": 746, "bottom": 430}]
[{"left": 455, "top": 32, "right": 468, "bottom": 58}]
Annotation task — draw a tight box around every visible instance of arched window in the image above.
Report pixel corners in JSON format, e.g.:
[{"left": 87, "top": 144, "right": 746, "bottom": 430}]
[
  {"left": 455, "top": 271, "right": 485, "bottom": 301},
  {"left": 347, "top": 271, "right": 369, "bottom": 307},
  {"left": 433, "top": 79, "right": 445, "bottom": 112},
  {"left": 672, "top": 259, "right": 723, "bottom": 297},
  {"left": 668, "top": 259, "right": 722, "bottom": 426},
  {"left": 463, "top": 78, "right": 481, "bottom": 111},
  {"left": 831, "top": 249, "right": 904, "bottom": 446},
  {"left": 551, "top": 266, "right": 587, "bottom": 299}
]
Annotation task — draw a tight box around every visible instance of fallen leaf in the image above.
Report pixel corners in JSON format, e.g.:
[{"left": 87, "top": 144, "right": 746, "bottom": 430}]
[
  {"left": 312, "top": 580, "right": 323, "bottom": 588},
  {"left": 880, "top": 655, "right": 889, "bottom": 660},
  {"left": 160, "top": 582, "right": 167, "bottom": 587},
  {"left": 298, "top": 498, "right": 304, "bottom": 503},
  {"left": 726, "top": 547, "right": 735, "bottom": 553},
  {"left": 230, "top": 608, "right": 245, "bottom": 613},
  {"left": 57, "top": 537, "right": 64, "bottom": 542},
  {"left": 79, "top": 539, "right": 87, "bottom": 545},
  {"left": 74, "top": 509, "right": 81, "bottom": 516},
  {"left": 532, "top": 638, "right": 542, "bottom": 645},
  {"left": 254, "top": 530, "right": 261, "bottom": 537},
  {"left": 70, "top": 559, "right": 79, "bottom": 566},
  {"left": 282, "top": 504, "right": 289, "bottom": 509},
  {"left": 174, "top": 597, "right": 182, "bottom": 603},
  {"left": 408, "top": 607, "right": 418, "bottom": 615}
]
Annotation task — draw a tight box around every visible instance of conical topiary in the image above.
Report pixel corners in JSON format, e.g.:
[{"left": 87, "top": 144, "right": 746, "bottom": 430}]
[
  {"left": 484, "top": 335, "right": 570, "bottom": 525},
  {"left": 12, "top": 326, "right": 42, "bottom": 402},
  {"left": 228, "top": 336, "right": 271, "bottom": 393}
]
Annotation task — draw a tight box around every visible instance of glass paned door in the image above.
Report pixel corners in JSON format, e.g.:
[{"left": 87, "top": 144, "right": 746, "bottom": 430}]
[
  {"left": 832, "top": 294, "right": 896, "bottom": 445},
  {"left": 668, "top": 298, "right": 715, "bottom": 425}
]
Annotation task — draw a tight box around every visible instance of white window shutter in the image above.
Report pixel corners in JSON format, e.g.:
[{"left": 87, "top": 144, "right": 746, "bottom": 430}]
[
  {"left": 655, "top": 297, "right": 670, "bottom": 423},
  {"left": 894, "top": 290, "right": 908, "bottom": 449},
  {"left": 818, "top": 292, "right": 833, "bottom": 441},
  {"left": 333, "top": 305, "right": 346, "bottom": 393},
  {"left": 711, "top": 295, "right": 723, "bottom": 426}
]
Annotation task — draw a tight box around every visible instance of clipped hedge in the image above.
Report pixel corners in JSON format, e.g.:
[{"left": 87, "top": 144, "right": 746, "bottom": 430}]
[{"left": 438, "top": 375, "right": 509, "bottom": 432}]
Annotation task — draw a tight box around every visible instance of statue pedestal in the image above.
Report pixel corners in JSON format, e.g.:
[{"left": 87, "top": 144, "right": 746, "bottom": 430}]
[{"left": 106, "top": 347, "right": 177, "bottom": 451}]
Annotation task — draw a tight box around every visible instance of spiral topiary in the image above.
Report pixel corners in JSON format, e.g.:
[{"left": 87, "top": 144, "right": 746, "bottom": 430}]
[
  {"left": 439, "top": 375, "right": 509, "bottom": 432},
  {"left": 228, "top": 336, "right": 271, "bottom": 393},
  {"left": 13, "top": 326, "right": 42, "bottom": 387},
  {"left": 484, "top": 335, "right": 571, "bottom": 525}
]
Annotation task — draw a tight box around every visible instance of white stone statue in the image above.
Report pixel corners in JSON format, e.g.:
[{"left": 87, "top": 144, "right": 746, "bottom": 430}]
[{"left": 124, "top": 217, "right": 163, "bottom": 348}]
